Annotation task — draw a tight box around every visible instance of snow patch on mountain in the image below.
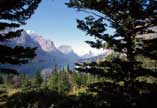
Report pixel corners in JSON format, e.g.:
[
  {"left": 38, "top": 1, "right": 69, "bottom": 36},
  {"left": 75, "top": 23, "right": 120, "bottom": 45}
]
[
  {"left": 58, "top": 45, "right": 73, "bottom": 54},
  {"left": 81, "top": 51, "right": 95, "bottom": 59}
]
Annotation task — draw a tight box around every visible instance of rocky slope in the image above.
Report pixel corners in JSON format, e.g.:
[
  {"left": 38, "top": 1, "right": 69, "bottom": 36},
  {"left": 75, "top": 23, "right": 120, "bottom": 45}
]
[
  {"left": 58, "top": 45, "right": 81, "bottom": 62},
  {"left": 0, "top": 31, "right": 80, "bottom": 74}
]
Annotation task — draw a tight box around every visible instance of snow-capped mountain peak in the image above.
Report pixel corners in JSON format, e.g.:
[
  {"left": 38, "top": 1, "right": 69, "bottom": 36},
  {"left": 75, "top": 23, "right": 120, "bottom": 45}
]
[
  {"left": 58, "top": 45, "right": 74, "bottom": 54},
  {"left": 81, "top": 51, "right": 95, "bottom": 59}
]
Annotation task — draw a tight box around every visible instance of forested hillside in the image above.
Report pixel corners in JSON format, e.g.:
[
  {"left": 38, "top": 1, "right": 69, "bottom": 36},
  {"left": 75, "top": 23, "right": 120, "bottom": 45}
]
[{"left": 0, "top": 0, "right": 157, "bottom": 108}]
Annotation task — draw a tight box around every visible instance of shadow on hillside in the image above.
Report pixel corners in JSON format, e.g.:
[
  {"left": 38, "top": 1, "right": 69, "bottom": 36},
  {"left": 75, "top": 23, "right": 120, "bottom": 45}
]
[
  {"left": 3, "top": 87, "right": 157, "bottom": 108},
  {"left": 4, "top": 88, "right": 97, "bottom": 108}
]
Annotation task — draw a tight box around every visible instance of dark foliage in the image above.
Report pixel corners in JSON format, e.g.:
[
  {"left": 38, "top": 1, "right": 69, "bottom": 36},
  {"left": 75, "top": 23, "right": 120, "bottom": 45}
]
[
  {"left": 0, "top": 89, "right": 8, "bottom": 107},
  {"left": 0, "top": 0, "right": 41, "bottom": 74},
  {"left": 6, "top": 89, "right": 64, "bottom": 108},
  {"left": 5, "top": 88, "right": 98, "bottom": 108},
  {"left": 67, "top": 0, "right": 157, "bottom": 108}
]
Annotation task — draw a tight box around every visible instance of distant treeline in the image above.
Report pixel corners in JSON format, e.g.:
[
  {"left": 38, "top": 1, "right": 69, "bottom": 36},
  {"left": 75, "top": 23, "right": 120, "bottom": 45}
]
[{"left": 0, "top": 65, "right": 102, "bottom": 93}]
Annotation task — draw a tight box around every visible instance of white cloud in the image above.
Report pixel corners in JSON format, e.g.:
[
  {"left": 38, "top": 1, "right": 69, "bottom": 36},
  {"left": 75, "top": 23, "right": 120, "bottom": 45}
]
[{"left": 73, "top": 45, "right": 107, "bottom": 56}]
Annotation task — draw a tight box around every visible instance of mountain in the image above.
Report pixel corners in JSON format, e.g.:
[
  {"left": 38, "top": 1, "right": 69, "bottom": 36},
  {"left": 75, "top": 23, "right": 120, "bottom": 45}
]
[
  {"left": 58, "top": 45, "right": 81, "bottom": 62},
  {"left": 58, "top": 45, "right": 73, "bottom": 54},
  {"left": 81, "top": 51, "right": 95, "bottom": 59},
  {"left": 79, "top": 50, "right": 113, "bottom": 62},
  {"left": 30, "top": 33, "right": 57, "bottom": 52},
  {"left": 0, "top": 30, "right": 111, "bottom": 74},
  {"left": 0, "top": 31, "right": 80, "bottom": 74}
]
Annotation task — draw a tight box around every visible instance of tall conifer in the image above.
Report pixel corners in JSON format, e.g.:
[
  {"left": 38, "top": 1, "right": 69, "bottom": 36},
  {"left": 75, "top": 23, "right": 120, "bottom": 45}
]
[
  {"left": 67, "top": 0, "right": 157, "bottom": 107},
  {"left": 0, "top": 0, "right": 41, "bottom": 74}
]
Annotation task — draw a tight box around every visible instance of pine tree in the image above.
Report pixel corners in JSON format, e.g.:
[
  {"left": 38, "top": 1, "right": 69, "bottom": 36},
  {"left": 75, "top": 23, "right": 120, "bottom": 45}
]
[
  {"left": 48, "top": 71, "right": 59, "bottom": 92},
  {"left": 34, "top": 70, "right": 43, "bottom": 87},
  {"left": 0, "top": 75, "right": 3, "bottom": 84},
  {"left": 67, "top": 0, "right": 157, "bottom": 107},
  {"left": 142, "top": 37, "right": 157, "bottom": 71},
  {"left": 61, "top": 70, "right": 71, "bottom": 92},
  {"left": 0, "top": 0, "right": 41, "bottom": 74}
]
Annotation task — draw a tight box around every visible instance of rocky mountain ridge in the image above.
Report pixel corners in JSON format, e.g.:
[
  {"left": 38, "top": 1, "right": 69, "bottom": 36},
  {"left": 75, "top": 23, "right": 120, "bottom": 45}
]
[
  {"left": 0, "top": 31, "right": 80, "bottom": 73},
  {"left": 0, "top": 30, "right": 109, "bottom": 74}
]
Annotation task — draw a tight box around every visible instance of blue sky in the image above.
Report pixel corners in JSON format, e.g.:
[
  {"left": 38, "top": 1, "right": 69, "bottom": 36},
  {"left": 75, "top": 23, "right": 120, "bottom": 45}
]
[{"left": 22, "top": 0, "right": 107, "bottom": 55}]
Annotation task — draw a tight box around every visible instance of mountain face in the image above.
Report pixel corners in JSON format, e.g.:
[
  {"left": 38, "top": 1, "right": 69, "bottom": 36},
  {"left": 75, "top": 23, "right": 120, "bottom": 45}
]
[
  {"left": 58, "top": 45, "right": 81, "bottom": 62},
  {"left": 79, "top": 50, "right": 113, "bottom": 62},
  {"left": 0, "top": 31, "right": 80, "bottom": 74},
  {"left": 30, "top": 33, "right": 57, "bottom": 52},
  {"left": 81, "top": 51, "right": 95, "bottom": 59},
  {"left": 0, "top": 30, "right": 111, "bottom": 74},
  {"left": 58, "top": 45, "right": 73, "bottom": 54}
]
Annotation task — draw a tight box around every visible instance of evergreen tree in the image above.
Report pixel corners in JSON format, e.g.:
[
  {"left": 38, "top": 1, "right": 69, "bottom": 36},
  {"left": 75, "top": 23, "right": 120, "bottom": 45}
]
[
  {"left": 0, "top": 0, "right": 41, "bottom": 74},
  {"left": 0, "top": 75, "right": 3, "bottom": 84},
  {"left": 21, "top": 78, "right": 33, "bottom": 92},
  {"left": 66, "top": 65, "right": 73, "bottom": 85},
  {"left": 34, "top": 70, "right": 43, "bottom": 87},
  {"left": 48, "top": 71, "right": 59, "bottom": 92},
  {"left": 59, "top": 70, "right": 71, "bottom": 93},
  {"left": 67, "top": 0, "right": 157, "bottom": 107},
  {"left": 142, "top": 37, "right": 157, "bottom": 71}
]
